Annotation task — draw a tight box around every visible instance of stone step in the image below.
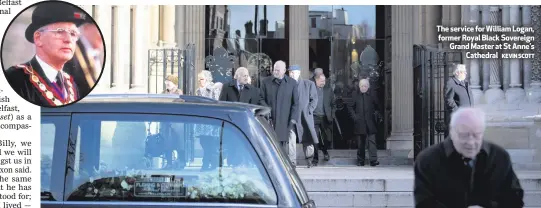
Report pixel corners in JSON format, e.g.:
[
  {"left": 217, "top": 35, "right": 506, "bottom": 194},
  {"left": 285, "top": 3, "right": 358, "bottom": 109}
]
[
  {"left": 298, "top": 167, "right": 541, "bottom": 192},
  {"left": 308, "top": 191, "right": 541, "bottom": 207}
]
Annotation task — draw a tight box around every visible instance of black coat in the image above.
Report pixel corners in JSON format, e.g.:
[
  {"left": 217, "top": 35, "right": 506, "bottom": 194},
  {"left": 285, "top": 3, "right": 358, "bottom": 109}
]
[
  {"left": 445, "top": 76, "right": 473, "bottom": 111},
  {"left": 347, "top": 90, "right": 380, "bottom": 135},
  {"left": 219, "top": 79, "right": 266, "bottom": 106},
  {"left": 260, "top": 76, "right": 299, "bottom": 142},
  {"left": 414, "top": 139, "right": 524, "bottom": 208},
  {"left": 4, "top": 57, "right": 80, "bottom": 107}
]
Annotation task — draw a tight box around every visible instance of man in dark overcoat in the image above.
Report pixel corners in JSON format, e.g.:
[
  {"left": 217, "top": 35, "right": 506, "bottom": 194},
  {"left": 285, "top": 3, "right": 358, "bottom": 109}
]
[
  {"left": 260, "top": 60, "right": 300, "bottom": 167},
  {"left": 4, "top": 2, "right": 86, "bottom": 107},
  {"left": 347, "top": 79, "right": 380, "bottom": 166},
  {"left": 444, "top": 63, "right": 473, "bottom": 137},
  {"left": 220, "top": 67, "right": 266, "bottom": 166},
  {"left": 414, "top": 107, "right": 523, "bottom": 208},
  {"left": 220, "top": 67, "right": 266, "bottom": 106},
  {"left": 445, "top": 63, "right": 473, "bottom": 112},
  {"left": 312, "top": 74, "right": 334, "bottom": 166},
  {"left": 288, "top": 65, "right": 318, "bottom": 167}
]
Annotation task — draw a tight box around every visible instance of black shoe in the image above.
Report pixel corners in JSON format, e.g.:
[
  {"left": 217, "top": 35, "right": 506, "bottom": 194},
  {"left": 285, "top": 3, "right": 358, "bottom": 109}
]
[
  {"left": 357, "top": 161, "right": 365, "bottom": 166},
  {"left": 306, "top": 159, "right": 312, "bottom": 168},
  {"left": 370, "top": 161, "right": 380, "bottom": 166},
  {"left": 324, "top": 153, "right": 330, "bottom": 161},
  {"left": 312, "top": 160, "right": 319, "bottom": 166}
]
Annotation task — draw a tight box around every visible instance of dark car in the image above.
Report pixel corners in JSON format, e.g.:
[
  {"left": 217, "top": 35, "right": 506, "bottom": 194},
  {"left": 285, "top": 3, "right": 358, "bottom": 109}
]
[{"left": 41, "top": 94, "right": 315, "bottom": 208}]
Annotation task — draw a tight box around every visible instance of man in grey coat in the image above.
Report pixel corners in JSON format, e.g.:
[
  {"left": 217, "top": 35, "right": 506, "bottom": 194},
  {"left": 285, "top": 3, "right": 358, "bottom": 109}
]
[
  {"left": 289, "top": 65, "right": 319, "bottom": 168},
  {"left": 260, "top": 60, "right": 300, "bottom": 167}
]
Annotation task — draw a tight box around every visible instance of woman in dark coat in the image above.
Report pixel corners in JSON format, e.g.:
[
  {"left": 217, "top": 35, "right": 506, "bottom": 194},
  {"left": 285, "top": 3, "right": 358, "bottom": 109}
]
[{"left": 347, "top": 79, "right": 381, "bottom": 166}]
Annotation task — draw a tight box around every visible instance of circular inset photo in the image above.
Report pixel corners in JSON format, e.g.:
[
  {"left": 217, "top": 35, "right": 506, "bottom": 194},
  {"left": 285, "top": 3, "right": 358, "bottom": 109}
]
[{"left": 1, "top": 0, "right": 106, "bottom": 108}]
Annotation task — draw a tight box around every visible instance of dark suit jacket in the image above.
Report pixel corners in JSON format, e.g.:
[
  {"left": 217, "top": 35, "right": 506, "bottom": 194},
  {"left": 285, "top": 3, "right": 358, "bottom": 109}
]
[
  {"left": 219, "top": 79, "right": 266, "bottom": 106},
  {"left": 445, "top": 76, "right": 473, "bottom": 111},
  {"left": 5, "top": 57, "right": 79, "bottom": 107},
  {"left": 414, "top": 139, "right": 524, "bottom": 208}
]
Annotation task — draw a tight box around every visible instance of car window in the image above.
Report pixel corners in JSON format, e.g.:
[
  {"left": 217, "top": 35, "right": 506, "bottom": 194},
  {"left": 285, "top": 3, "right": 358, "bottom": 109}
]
[
  {"left": 41, "top": 115, "right": 71, "bottom": 201},
  {"left": 64, "top": 113, "right": 277, "bottom": 205},
  {"left": 256, "top": 116, "right": 311, "bottom": 205}
]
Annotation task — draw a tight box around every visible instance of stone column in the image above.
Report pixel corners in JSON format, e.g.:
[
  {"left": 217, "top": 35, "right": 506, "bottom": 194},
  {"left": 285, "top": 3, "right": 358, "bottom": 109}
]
[
  {"left": 149, "top": 6, "right": 160, "bottom": 47},
  {"left": 289, "top": 5, "right": 310, "bottom": 79},
  {"left": 159, "top": 6, "right": 176, "bottom": 47},
  {"left": 528, "top": 6, "right": 541, "bottom": 103},
  {"left": 183, "top": 5, "right": 206, "bottom": 93},
  {"left": 484, "top": 6, "right": 505, "bottom": 104},
  {"left": 175, "top": 5, "right": 185, "bottom": 48},
  {"left": 90, "top": 6, "right": 112, "bottom": 92},
  {"left": 502, "top": 6, "right": 511, "bottom": 91},
  {"left": 130, "top": 6, "right": 149, "bottom": 93},
  {"left": 110, "top": 6, "right": 131, "bottom": 92},
  {"left": 423, "top": 6, "right": 439, "bottom": 45},
  {"left": 481, "top": 6, "right": 491, "bottom": 91},
  {"left": 387, "top": 5, "right": 414, "bottom": 151},
  {"left": 523, "top": 6, "right": 533, "bottom": 90},
  {"left": 506, "top": 5, "right": 526, "bottom": 103},
  {"left": 468, "top": 5, "right": 484, "bottom": 105},
  {"left": 412, "top": 6, "right": 423, "bottom": 44}
]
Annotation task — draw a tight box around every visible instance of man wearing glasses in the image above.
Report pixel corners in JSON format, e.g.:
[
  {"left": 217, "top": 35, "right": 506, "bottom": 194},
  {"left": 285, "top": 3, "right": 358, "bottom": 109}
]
[
  {"left": 414, "top": 107, "right": 523, "bottom": 208},
  {"left": 4, "top": 2, "right": 86, "bottom": 107}
]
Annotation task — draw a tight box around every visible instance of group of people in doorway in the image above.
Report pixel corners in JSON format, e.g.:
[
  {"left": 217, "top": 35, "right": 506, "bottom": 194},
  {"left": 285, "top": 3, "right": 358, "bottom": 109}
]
[{"left": 162, "top": 60, "right": 382, "bottom": 168}]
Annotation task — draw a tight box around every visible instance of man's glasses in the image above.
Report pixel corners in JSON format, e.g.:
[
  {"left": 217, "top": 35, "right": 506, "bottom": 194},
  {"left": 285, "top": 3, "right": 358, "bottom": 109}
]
[{"left": 40, "top": 28, "right": 80, "bottom": 41}]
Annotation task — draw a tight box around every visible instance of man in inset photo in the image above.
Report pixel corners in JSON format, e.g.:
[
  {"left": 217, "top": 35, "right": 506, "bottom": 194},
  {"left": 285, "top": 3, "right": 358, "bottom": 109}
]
[{"left": 3, "top": 2, "right": 88, "bottom": 107}]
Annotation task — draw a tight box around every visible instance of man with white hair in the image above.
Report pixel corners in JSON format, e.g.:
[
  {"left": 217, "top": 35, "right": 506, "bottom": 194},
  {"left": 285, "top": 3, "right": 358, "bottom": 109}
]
[
  {"left": 445, "top": 63, "right": 473, "bottom": 112},
  {"left": 260, "top": 60, "right": 300, "bottom": 167},
  {"left": 414, "top": 107, "right": 523, "bottom": 208},
  {"left": 219, "top": 67, "right": 265, "bottom": 106}
]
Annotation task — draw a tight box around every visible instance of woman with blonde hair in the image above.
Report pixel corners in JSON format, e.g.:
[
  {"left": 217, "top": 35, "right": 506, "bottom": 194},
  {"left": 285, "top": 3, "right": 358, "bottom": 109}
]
[{"left": 162, "top": 74, "right": 183, "bottom": 95}]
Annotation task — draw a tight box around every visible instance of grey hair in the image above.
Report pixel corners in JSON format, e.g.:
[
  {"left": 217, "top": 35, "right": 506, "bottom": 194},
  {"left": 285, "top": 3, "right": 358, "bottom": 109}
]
[
  {"left": 234, "top": 67, "right": 249, "bottom": 79},
  {"left": 198, "top": 70, "right": 213, "bottom": 83},
  {"left": 314, "top": 68, "right": 323, "bottom": 74},
  {"left": 452, "top": 63, "right": 467, "bottom": 75},
  {"left": 359, "top": 78, "right": 370, "bottom": 88},
  {"left": 449, "top": 107, "right": 486, "bottom": 130},
  {"left": 274, "top": 60, "right": 286, "bottom": 70}
]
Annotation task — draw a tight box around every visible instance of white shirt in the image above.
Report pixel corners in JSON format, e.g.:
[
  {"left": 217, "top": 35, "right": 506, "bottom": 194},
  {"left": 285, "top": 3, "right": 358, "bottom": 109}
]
[{"left": 35, "top": 55, "right": 67, "bottom": 95}]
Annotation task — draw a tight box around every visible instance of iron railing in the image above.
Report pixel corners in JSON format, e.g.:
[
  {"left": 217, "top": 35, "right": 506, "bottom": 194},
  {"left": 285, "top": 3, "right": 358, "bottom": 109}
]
[
  {"left": 413, "top": 44, "right": 463, "bottom": 158},
  {"left": 147, "top": 44, "right": 196, "bottom": 95}
]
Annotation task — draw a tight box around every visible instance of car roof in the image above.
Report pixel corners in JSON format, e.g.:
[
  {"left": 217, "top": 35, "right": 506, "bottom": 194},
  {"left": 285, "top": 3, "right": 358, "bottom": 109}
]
[{"left": 41, "top": 94, "right": 271, "bottom": 120}]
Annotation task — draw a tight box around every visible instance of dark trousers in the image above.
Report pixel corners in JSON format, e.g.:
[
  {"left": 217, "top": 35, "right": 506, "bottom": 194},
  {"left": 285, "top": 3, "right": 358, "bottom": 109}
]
[
  {"left": 356, "top": 134, "right": 378, "bottom": 162},
  {"left": 313, "top": 115, "right": 331, "bottom": 161}
]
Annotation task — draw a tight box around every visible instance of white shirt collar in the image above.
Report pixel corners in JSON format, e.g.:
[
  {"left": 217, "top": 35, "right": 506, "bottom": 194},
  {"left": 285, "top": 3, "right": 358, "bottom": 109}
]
[{"left": 35, "top": 55, "right": 62, "bottom": 83}]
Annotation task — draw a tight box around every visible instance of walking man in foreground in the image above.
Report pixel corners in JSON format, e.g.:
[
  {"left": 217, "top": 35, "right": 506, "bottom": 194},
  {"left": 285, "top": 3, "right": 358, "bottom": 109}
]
[
  {"left": 260, "top": 60, "right": 299, "bottom": 167},
  {"left": 414, "top": 107, "right": 523, "bottom": 208}
]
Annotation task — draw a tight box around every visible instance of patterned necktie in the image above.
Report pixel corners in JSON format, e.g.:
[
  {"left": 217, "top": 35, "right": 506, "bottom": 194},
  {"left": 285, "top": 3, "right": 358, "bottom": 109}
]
[
  {"left": 239, "top": 85, "right": 244, "bottom": 91},
  {"left": 55, "top": 72, "right": 66, "bottom": 98}
]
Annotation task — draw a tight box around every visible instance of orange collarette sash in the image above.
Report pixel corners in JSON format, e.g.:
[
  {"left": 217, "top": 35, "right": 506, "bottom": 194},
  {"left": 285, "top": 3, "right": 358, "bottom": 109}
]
[{"left": 18, "top": 64, "right": 77, "bottom": 106}]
